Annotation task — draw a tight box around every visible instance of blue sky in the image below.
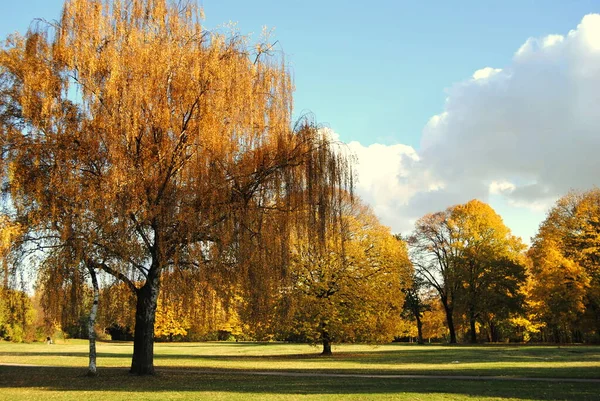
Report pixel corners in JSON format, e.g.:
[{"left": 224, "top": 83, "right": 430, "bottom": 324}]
[
  {"left": 1, "top": 1, "right": 596, "bottom": 147},
  {"left": 3, "top": 1, "right": 600, "bottom": 242}
]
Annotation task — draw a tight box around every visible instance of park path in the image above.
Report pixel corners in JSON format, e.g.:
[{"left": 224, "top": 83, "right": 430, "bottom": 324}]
[{"left": 2, "top": 363, "right": 600, "bottom": 383}]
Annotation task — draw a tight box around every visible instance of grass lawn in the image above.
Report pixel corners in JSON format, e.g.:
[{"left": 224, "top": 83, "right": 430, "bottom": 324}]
[{"left": 1, "top": 341, "right": 599, "bottom": 400}]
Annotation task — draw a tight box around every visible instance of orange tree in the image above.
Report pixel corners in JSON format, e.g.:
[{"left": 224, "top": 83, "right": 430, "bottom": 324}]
[{"left": 0, "top": 0, "right": 352, "bottom": 374}]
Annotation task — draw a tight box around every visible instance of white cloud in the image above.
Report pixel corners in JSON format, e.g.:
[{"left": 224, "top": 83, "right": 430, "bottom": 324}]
[
  {"left": 542, "top": 34, "right": 564, "bottom": 48},
  {"left": 342, "top": 14, "right": 600, "bottom": 242},
  {"left": 472, "top": 67, "right": 502, "bottom": 81},
  {"left": 489, "top": 180, "right": 516, "bottom": 195},
  {"left": 345, "top": 141, "right": 421, "bottom": 233}
]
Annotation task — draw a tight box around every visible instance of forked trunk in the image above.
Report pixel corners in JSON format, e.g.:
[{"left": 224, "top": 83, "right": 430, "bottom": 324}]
[
  {"left": 87, "top": 266, "right": 99, "bottom": 376},
  {"left": 130, "top": 282, "right": 159, "bottom": 375}
]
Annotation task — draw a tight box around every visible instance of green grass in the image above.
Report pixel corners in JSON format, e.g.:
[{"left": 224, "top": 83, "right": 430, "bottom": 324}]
[{"left": 1, "top": 340, "right": 599, "bottom": 400}]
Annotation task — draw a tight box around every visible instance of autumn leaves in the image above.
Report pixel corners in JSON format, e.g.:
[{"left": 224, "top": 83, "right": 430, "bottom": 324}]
[
  {"left": 1, "top": 0, "right": 600, "bottom": 380},
  {"left": 0, "top": 0, "right": 368, "bottom": 374}
]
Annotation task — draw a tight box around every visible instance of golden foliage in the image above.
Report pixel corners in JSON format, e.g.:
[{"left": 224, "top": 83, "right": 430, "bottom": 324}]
[
  {"left": 0, "top": 287, "right": 35, "bottom": 342},
  {"left": 528, "top": 189, "right": 600, "bottom": 338},
  {"left": 410, "top": 199, "right": 526, "bottom": 343},
  {"left": 0, "top": 0, "right": 353, "bottom": 371},
  {"left": 277, "top": 196, "right": 412, "bottom": 347}
]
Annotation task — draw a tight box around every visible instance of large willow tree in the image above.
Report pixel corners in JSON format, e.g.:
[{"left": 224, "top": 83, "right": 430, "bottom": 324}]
[{"left": 0, "top": 0, "right": 352, "bottom": 374}]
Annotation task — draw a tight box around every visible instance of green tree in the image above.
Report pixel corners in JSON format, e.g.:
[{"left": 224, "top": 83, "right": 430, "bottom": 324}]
[{"left": 402, "top": 274, "right": 429, "bottom": 344}]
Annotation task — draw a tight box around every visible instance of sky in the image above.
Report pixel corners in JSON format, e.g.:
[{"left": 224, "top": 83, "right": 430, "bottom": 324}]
[{"left": 2, "top": 0, "right": 600, "bottom": 244}]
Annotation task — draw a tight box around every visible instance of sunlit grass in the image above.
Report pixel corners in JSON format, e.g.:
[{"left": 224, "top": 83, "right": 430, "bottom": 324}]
[
  {"left": 1, "top": 340, "right": 598, "bottom": 378},
  {"left": 1, "top": 341, "right": 599, "bottom": 400}
]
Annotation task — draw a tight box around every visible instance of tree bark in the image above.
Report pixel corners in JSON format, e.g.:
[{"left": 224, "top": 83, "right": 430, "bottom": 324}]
[
  {"left": 441, "top": 298, "right": 457, "bottom": 344},
  {"left": 488, "top": 320, "right": 498, "bottom": 342},
  {"left": 130, "top": 280, "right": 159, "bottom": 375},
  {"left": 469, "top": 306, "right": 477, "bottom": 344},
  {"left": 469, "top": 317, "right": 477, "bottom": 343},
  {"left": 87, "top": 266, "right": 99, "bottom": 377},
  {"left": 415, "top": 312, "right": 424, "bottom": 345},
  {"left": 321, "top": 323, "right": 332, "bottom": 356},
  {"left": 322, "top": 336, "right": 332, "bottom": 355}
]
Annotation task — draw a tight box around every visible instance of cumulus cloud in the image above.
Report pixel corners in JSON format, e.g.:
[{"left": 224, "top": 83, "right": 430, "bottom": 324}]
[
  {"left": 489, "top": 180, "right": 516, "bottom": 195},
  {"left": 344, "top": 14, "right": 600, "bottom": 239}
]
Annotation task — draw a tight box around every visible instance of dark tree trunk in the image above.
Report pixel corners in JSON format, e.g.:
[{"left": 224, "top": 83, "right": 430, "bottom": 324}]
[
  {"left": 441, "top": 298, "right": 457, "bottom": 344},
  {"left": 447, "top": 314, "right": 457, "bottom": 344},
  {"left": 322, "top": 336, "right": 332, "bottom": 355},
  {"left": 469, "top": 318, "right": 477, "bottom": 343},
  {"left": 553, "top": 327, "right": 561, "bottom": 344},
  {"left": 489, "top": 321, "right": 499, "bottom": 343},
  {"left": 469, "top": 306, "right": 477, "bottom": 344},
  {"left": 415, "top": 312, "right": 424, "bottom": 345},
  {"left": 130, "top": 280, "right": 159, "bottom": 375},
  {"left": 321, "top": 322, "right": 332, "bottom": 356}
]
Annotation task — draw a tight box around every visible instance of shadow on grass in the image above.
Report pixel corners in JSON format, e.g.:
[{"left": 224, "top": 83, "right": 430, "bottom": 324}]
[
  {"left": 0, "top": 365, "right": 598, "bottom": 401},
  {"left": 2, "top": 345, "right": 599, "bottom": 380},
  {"left": 2, "top": 347, "right": 598, "bottom": 361}
]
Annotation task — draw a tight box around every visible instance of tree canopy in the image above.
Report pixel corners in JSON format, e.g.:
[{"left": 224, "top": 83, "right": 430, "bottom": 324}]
[
  {"left": 528, "top": 189, "right": 600, "bottom": 342},
  {"left": 0, "top": 0, "right": 353, "bottom": 374},
  {"left": 409, "top": 199, "right": 526, "bottom": 343},
  {"left": 276, "top": 197, "right": 412, "bottom": 354}
]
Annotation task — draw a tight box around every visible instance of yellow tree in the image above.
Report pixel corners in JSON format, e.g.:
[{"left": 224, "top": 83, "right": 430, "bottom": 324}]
[
  {"left": 0, "top": 287, "right": 34, "bottom": 342},
  {"left": 154, "top": 298, "right": 189, "bottom": 341},
  {"left": 0, "top": 214, "right": 34, "bottom": 343},
  {"left": 421, "top": 296, "right": 448, "bottom": 342},
  {"left": 528, "top": 238, "right": 588, "bottom": 341},
  {"left": 409, "top": 200, "right": 526, "bottom": 343},
  {"left": 450, "top": 200, "right": 526, "bottom": 343},
  {"left": 278, "top": 197, "right": 411, "bottom": 355},
  {"left": 528, "top": 189, "right": 600, "bottom": 341},
  {"left": 0, "top": 0, "right": 352, "bottom": 374}
]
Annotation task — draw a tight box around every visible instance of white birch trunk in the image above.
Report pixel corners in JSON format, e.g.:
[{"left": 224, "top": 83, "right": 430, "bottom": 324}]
[{"left": 87, "top": 266, "right": 99, "bottom": 376}]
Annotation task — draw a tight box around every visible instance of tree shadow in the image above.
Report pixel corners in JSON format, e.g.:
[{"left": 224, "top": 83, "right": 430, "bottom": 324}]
[
  {"left": 3, "top": 344, "right": 599, "bottom": 380},
  {"left": 0, "top": 365, "right": 598, "bottom": 400}
]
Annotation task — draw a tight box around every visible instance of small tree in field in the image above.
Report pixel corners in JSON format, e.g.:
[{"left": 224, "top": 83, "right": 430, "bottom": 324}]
[{"left": 277, "top": 197, "right": 411, "bottom": 355}]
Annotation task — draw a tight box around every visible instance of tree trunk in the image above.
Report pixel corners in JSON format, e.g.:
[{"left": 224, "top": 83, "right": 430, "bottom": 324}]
[
  {"left": 322, "top": 336, "right": 332, "bottom": 355},
  {"left": 441, "top": 298, "right": 457, "bottom": 344},
  {"left": 321, "top": 322, "right": 332, "bottom": 356},
  {"left": 469, "top": 317, "right": 477, "bottom": 343},
  {"left": 415, "top": 312, "right": 424, "bottom": 345},
  {"left": 469, "top": 306, "right": 477, "bottom": 344},
  {"left": 489, "top": 321, "right": 498, "bottom": 343},
  {"left": 87, "top": 266, "right": 99, "bottom": 377},
  {"left": 130, "top": 281, "right": 159, "bottom": 375}
]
